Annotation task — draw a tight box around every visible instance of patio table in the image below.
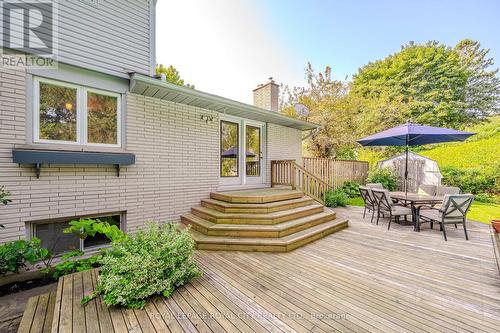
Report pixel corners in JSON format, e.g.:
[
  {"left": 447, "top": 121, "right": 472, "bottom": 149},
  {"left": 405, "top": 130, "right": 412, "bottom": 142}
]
[{"left": 389, "top": 192, "right": 444, "bottom": 231}]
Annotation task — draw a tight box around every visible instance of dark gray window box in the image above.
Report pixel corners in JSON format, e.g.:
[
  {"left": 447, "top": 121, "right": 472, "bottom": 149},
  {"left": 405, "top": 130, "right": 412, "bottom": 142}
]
[{"left": 12, "top": 149, "right": 135, "bottom": 178}]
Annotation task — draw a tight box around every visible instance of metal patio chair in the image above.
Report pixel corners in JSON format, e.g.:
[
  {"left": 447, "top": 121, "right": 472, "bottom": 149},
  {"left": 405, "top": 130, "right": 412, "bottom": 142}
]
[
  {"left": 417, "top": 194, "right": 474, "bottom": 241},
  {"left": 359, "top": 186, "right": 377, "bottom": 223},
  {"left": 371, "top": 188, "right": 412, "bottom": 230}
]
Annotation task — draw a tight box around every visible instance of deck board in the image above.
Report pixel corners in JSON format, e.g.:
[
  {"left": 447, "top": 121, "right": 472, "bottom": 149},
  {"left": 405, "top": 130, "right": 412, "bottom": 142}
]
[{"left": 48, "top": 206, "right": 500, "bottom": 332}]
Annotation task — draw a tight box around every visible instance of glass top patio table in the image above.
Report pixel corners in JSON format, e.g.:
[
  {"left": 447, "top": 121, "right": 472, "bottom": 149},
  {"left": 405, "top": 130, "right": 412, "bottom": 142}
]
[
  {"left": 390, "top": 192, "right": 444, "bottom": 203},
  {"left": 389, "top": 192, "right": 444, "bottom": 230}
]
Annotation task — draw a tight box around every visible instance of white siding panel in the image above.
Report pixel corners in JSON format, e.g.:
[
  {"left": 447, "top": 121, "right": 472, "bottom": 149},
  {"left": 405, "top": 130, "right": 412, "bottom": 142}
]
[{"left": 7, "top": 0, "right": 154, "bottom": 77}]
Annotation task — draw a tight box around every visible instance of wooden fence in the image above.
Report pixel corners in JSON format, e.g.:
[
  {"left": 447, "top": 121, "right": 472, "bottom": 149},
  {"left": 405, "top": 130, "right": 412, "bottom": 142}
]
[{"left": 302, "top": 157, "right": 369, "bottom": 189}]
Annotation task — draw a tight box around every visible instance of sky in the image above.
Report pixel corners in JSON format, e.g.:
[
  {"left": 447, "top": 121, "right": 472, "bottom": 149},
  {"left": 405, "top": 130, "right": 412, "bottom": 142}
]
[{"left": 156, "top": 0, "right": 500, "bottom": 104}]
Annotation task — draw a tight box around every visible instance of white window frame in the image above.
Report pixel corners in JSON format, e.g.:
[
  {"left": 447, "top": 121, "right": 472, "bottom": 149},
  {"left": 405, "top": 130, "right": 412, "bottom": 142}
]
[{"left": 33, "top": 77, "right": 122, "bottom": 147}]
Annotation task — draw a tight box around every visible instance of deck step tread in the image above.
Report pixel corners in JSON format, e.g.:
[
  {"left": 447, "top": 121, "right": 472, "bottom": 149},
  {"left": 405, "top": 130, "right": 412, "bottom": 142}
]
[
  {"left": 192, "top": 203, "right": 324, "bottom": 220},
  {"left": 182, "top": 209, "right": 336, "bottom": 232},
  {"left": 201, "top": 196, "right": 314, "bottom": 213},
  {"left": 211, "top": 188, "right": 304, "bottom": 203},
  {"left": 183, "top": 219, "right": 348, "bottom": 246}
]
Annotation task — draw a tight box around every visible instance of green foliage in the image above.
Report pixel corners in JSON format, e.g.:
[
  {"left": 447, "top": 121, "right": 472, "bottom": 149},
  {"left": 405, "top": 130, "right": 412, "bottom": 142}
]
[
  {"left": 351, "top": 40, "right": 499, "bottom": 132},
  {"left": 82, "top": 222, "right": 201, "bottom": 309},
  {"left": 52, "top": 255, "right": 101, "bottom": 280},
  {"left": 283, "top": 40, "right": 499, "bottom": 159},
  {"left": 281, "top": 63, "right": 356, "bottom": 158},
  {"left": 367, "top": 167, "right": 398, "bottom": 191},
  {"left": 65, "top": 218, "right": 128, "bottom": 243},
  {"left": 155, "top": 64, "right": 194, "bottom": 88},
  {"left": 474, "top": 193, "right": 499, "bottom": 204},
  {"left": 340, "top": 181, "right": 360, "bottom": 198},
  {"left": 325, "top": 190, "right": 349, "bottom": 208},
  {"left": 47, "top": 218, "right": 129, "bottom": 280},
  {"left": 420, "top": 116, "right": 500, "bottom": 170},
  {"left": 0, "top": 185, "right": 11, "bottom": 206},
  {"left": 0, "top": 238, "right": 50, "bottom": 275},
  {"left": 441, "top": 166, "right": 499, "bottom": 200}
]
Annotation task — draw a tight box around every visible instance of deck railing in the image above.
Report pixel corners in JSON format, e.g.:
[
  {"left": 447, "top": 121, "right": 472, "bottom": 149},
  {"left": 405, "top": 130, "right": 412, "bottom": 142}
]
[{"left": 271, "top": 160, "right": 330, "bottom": 204}]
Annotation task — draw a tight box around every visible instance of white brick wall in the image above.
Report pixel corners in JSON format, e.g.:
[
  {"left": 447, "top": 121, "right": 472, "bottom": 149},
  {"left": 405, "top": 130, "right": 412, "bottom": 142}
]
[
  {"left": 266, "top": 123, "right": 303, "bottom": 184},
  {"left": 0, "top": 67, "right": 303, "bottom": 243}
]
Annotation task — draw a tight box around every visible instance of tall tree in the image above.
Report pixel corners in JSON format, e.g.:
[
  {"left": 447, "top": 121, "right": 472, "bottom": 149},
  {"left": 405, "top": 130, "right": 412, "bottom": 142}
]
[
  {"left": 455, "top": 39, "right": 500, "bottom": 121},
  {"left": 155, "top": 64, "right": 194, "bottom": 88},
  {"left": 281, "top": 63, "right": 357, "bottom": 158},
  {"left": 350, "top": 40, "right": 499, "bottom": 131}
]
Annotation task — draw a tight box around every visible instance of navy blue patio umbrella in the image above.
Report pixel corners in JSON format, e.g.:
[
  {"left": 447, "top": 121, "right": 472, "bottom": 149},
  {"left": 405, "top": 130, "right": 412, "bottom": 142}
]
[{"left": 357, "top": 122, "right": 475, "bottom": 194}]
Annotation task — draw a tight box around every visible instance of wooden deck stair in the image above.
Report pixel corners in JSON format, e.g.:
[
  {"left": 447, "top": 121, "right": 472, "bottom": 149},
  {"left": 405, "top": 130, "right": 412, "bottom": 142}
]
[{"left": 180, "top": 188, "right": 348, "bottom": 252}]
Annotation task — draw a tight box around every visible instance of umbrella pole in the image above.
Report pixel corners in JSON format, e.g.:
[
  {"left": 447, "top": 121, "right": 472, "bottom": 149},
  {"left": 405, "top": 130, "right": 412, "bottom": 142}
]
[{"left": 405, "top": 134, "right": 409, "bottom": 196}]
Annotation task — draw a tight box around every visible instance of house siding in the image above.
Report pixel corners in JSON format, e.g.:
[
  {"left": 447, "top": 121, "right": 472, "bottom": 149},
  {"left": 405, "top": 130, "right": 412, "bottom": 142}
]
[
  {"left": 0, "top": 68, "right": 303, "bottom": 244},
  {"left": 266, "top": 123, "right": 303, "bottom": 184},
  {"left": 0, "top": 68, "right": 222, "bottom": 243},
  {"left": 6, "top": 0, "right": 154, "bottom": 77}
]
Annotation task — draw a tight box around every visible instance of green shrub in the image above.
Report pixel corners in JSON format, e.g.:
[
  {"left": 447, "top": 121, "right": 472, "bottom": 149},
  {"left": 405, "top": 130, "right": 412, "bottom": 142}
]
[
  {"left": 325, "top": 190, "right": 349, "bottom": 208},
  {"left": 340, "top": 181, "right": 360, "bottom": 198},
  {"left": 367, "top": 167, "right": 398, "bottom": 191},
  {"left": 65, "top": 218, "right": 128, "bottom": 243},
  {"left": 0, "top": 238, "right": 50, "bottom": 276},
  {"left": 0, "top": 185, "right": 11, "bottom": 206},
  {"left": 474, "top": 193, "right": 499, "bottom": 204},
  {"left": 441, "top": 166, "right": 499, "bottom": 197},
  {"left": 83, "top": 222, "right": 201, "bottom": 309},
  {"left": 52, "top": 253, "right": 101, "bottom": 279}
]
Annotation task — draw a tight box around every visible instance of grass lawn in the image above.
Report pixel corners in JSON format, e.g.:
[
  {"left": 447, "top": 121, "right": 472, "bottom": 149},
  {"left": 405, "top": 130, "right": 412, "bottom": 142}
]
[
  {"left": 347, "top": 197, "right": 364, "bottom": 206},
  {"left": 468, "top": 202, "right": 500, "bottom": 224},
  {"left": 347, "top": 197, "right": 500, "bottom": 224}
]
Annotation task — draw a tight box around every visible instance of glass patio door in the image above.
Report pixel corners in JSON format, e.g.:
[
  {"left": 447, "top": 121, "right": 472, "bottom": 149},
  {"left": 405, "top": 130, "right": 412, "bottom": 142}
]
[
  {"left": 219, "top": 117, "right": 265, "bottom": 186},
  {"left": 220, "top": 120, "right": 241, "bottom": 185},
  {"left": 245, "top": 124, "right": 264, "bottom": 184}
]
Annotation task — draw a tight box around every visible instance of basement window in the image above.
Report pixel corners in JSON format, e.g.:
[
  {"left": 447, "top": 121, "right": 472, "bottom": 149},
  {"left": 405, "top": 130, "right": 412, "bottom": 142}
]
[{"left": 31, "top": 214, "right": 122, "bottom": 255}]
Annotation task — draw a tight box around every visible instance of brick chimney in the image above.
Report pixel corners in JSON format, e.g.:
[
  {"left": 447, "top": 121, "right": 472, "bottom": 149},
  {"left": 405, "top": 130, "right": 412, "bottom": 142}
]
[{"left": 253, "top": 77, "right": 279, "bottom": 112}]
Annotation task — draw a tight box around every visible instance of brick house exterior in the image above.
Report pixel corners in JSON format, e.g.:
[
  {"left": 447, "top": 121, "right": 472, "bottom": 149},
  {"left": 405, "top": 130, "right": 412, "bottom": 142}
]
[{"left": 0, "top": 1, "right": 316, "bottom": 245}]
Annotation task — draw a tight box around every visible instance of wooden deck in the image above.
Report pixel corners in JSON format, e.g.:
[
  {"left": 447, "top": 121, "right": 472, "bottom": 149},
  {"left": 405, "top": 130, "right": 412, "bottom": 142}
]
[{"left": 21, "top": 206, "right": 500, "bottom": 333}]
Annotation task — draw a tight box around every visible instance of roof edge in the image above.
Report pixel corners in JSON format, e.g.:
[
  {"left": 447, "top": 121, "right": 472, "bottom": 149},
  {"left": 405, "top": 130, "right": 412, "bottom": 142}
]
[{"left": 130, "top": 73, "right": 320, "bottom": 131}]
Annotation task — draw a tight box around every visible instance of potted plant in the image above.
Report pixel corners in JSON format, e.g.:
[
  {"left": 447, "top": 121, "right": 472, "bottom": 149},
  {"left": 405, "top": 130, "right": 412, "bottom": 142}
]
[{"left": 492, "top": 220, "right": 500, "bottom": 233}]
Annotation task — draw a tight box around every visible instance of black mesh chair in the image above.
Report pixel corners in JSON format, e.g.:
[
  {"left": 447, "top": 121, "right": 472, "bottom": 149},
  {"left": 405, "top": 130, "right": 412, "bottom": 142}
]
[{"left": 371, "top": 189, "right": 412, "bottom": 230}]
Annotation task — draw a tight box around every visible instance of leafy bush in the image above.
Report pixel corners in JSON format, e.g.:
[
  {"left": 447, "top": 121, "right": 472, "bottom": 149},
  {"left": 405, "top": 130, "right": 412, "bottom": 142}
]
[
  {"left": 0, "top": 185, "right": 11, "bottom": 229},
  {"left": 0, "top": 238, "right": 50, "bottom": 276},
  {"left": 325, "top": 190, "right": 349, "bottom": 208},
  {"left": 441, "top": 166, "right": 499, "bottom": 199},
  {"left": 52, "top": 252, "right": 101, "bottom": 279},
  {"left": 340, "top": 181, "right": 360, "bottom": 198},
  {"left": 65, "top": 218, "right": 128, "bottom": 243},
  {"left": 474, "top": 193, "right": 499, "bottom": 204},
  {"left": 0, "top": 185, "right": 11, "bottom": 206},
  {"left": 367, "top": 167, "right": 398, "bottom": 191},
  {"left": 48, "top": 218, "right": 129, "bottom": 280},
  {"left": 83, "top": 222, "right": 201, "bottom": 309}
]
